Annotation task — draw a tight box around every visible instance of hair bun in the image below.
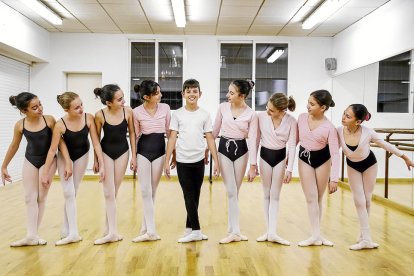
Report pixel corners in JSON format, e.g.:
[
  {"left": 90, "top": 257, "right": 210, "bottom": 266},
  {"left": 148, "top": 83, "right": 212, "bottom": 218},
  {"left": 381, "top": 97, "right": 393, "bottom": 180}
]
[
  {"left": 248, "top": 80, "right": 255, "bottom": 89},
  {"left": 133, "top": 84, "right": 140, "bottom": 93},
  {"left": 330, "top": 100, "right": 335, "bottom": 107},
  {"left": 287, "top": 96, "right": 296, "bottom": 112},
  {"left": 9, "top": 96, "right": 17, "bottom": 106},
  {"left": 93, "top": 87, "right": 103, "bottom": 97},
  {"left": 365, "top": 112, "right": 371, "bottom": 121}
]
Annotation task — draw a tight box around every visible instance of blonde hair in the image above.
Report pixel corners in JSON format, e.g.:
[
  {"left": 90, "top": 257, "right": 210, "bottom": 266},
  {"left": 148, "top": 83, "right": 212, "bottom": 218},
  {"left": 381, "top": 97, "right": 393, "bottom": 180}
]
[
  {"left": 57, "top": 91, "right": 79, "bottom": 110},
  {"left": 269, "top": 93, "right": 296, "bottom": 112}
]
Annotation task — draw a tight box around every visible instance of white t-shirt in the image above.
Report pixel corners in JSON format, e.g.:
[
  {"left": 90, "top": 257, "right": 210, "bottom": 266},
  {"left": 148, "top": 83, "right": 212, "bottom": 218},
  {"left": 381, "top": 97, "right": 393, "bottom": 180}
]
[{"left": 170, "top": 106, "right": 213, "bottom": 163}]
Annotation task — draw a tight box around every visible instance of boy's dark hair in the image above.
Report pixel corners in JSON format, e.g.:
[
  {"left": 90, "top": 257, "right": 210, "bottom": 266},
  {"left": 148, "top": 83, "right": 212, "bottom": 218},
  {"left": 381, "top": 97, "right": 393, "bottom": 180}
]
[{"left": 183, "top": 79, "right": 200, "bottom": 91}]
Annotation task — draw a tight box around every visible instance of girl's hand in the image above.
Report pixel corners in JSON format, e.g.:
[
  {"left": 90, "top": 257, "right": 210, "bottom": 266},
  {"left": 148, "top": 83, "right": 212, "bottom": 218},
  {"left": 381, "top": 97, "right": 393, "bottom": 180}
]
[
  {"left": 247, "top": 165, "right": 257, "bottom": 182},
  {"left": 1, "top": 167, "right": 11, "bottom": 185},
  {"left": 130, "top": 157, "right": 137, "bottom": 172},
  {"left": 93, "top": 162, "right": 99, "bottom": 174},
  {"left": 64, "top": 164, "right": 72, "bottom": 181},
  {"left": 98, "top": 164, "right": 105, "bottom": 183},
  {"left": 283, "top": 171, "right": 292, "bottom": 184},
  {"left": 329, "top": 181, "right": 338, "bottom": 194},
  {"left": 213, "top": 163, "right": 220, "bottom": 178},
  {"left": 41, "top": 172, "right": 51, "bottom": 189},
  {"left": 164, "top": 163, "right": 171, "bottom": 179},
  {"left": 402, "top": 155, "right": 414, "bottom": 170}
]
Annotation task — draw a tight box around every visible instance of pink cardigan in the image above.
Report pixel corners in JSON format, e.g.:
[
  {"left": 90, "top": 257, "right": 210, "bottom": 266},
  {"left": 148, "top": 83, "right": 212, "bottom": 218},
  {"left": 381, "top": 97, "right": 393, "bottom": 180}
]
[
  {"left": 213, "top": 102, "right": 258, "bottom": 165},
  {"left": 337, "top": 125, "right": 403, "bottom": 162},
  {"left": 298, "top": 113, "right": 340, "bottom": 182},
  {"left": 257, "top": 111, "right": 297, "bottom": 172}
]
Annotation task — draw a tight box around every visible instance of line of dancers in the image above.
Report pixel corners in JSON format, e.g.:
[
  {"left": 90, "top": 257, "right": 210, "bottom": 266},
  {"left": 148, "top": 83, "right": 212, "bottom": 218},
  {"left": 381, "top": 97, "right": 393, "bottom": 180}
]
[{"left": 2, "top": 79, "right": 413, "bottom": 250}]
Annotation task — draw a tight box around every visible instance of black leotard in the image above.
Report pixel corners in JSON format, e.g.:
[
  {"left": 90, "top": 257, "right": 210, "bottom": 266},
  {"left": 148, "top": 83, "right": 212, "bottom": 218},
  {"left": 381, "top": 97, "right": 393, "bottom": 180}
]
[
  {"left": 23, "top": 116, "right": 52, "bottom": 169},
  {"left": 260, "top": 146, "right": 286, "bottom": 168},
  {"left": 346, "top": 144, "right": 377, "bottom": 173},
  {"left": 137, "top": 133, "right": 165, "bottom": 162},
  {"left": 62, "top": 113, "right": 90, "bottom": 161},
  {"left": 100, "top": 108, "right": 129, "bottom": 160}
]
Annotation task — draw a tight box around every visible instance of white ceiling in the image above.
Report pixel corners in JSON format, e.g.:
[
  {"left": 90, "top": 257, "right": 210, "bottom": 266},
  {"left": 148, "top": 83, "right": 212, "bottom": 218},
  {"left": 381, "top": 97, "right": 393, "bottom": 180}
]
[{"left": 2, "top": 0, "right": 390, "bottom": 37}]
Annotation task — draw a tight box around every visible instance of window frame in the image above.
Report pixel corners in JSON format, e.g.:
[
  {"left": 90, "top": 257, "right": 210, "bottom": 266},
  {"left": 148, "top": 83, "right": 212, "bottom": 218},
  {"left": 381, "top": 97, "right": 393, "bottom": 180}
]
[
  {"left": 218, "top": 40, "right": 290, "bottom": 111},
  {"left": 129, "top": 39, "right": 186, "bottom": 110}
]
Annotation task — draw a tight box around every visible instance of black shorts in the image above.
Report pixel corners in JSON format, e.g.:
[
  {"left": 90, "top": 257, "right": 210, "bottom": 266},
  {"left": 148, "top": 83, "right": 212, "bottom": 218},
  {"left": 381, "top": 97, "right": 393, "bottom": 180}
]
[
  {"left": 260, "top": 146, "right": 286, "bottom": 168},
  {"left": 346, "top": 151, "right": 377, "bottom": 173},
  {"left": 218, "top": 137, "right": 248, "bottom": 162},
  {"left": 299, "top": 145, "right": 331, "bottom": 169}
]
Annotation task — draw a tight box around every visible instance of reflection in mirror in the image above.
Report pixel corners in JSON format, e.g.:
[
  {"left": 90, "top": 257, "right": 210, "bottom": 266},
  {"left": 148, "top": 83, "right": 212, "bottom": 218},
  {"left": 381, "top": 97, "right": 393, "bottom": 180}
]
[
  {"left": 255, "top": 43, "right": 288, "bottom": 111},
  {"left": 333, "top": 49, "right": 414, "bottom": 210},
  {"left": 377, "top": 51, "right": 411, "bottom": 113}
]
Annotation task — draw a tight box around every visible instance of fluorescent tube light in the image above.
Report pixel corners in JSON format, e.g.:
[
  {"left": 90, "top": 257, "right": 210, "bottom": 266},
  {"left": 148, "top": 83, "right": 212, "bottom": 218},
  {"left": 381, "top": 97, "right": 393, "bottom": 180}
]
[
  {"left": 267, "top": 50, "right": 284, "bottom": 63},
  {"left": 291, "top": 0, "right": 321, "bottom": 23},
  {"left": 21, "top": 0, "right": 62, "bottom": 25},
  {"left": 302, "top": 0, "right": 349, "bottom": 29},
  {"left": 171, "top": 0, "right": 186, "bottom": 27}
]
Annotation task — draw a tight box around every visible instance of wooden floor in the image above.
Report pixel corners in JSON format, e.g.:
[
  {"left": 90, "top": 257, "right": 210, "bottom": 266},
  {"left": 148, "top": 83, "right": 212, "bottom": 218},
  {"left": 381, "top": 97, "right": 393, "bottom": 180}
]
[
  {"left": 373, "top": 183, "right": 414, "bottom": 208},
  {"left": 1, "top": 178, "right": 414, "bottom": 276}
]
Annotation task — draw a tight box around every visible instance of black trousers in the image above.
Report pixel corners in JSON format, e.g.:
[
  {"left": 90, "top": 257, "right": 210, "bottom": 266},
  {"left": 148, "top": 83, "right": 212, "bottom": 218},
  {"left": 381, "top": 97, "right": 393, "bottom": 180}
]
[{"left": 176, "top": 159, "right": 205, "bottom": 230}]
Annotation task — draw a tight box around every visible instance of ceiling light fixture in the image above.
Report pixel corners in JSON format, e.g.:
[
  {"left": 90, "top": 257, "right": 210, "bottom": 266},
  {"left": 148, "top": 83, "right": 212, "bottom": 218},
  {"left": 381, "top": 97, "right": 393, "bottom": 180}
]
[
  {"left": 21, "top": 0, "right": 62, "bottom": 25},
  {"left": 171, "top": 0, "right": 186, "bottom": 27},
  {"left": 291, "top": 0, "right": 321, "bottom": 23},
  {"left": 302, "top": 0, "right": 350, "bottom": 30},
  {"left": 267, "top": 50, "right": 284, "bottom": 63}
]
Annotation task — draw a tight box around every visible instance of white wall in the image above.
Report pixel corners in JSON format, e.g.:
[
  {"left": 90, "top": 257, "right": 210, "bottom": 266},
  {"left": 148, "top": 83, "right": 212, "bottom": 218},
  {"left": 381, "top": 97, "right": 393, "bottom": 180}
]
[
  {"left": 30, "top": 33, "right": 332, "bottom": 175},
  {"left": 0, "top": 1, "right": 50, "bottom": 63},
  {"left": 332, "top": 0, "right": 414, "bottom": 76}
]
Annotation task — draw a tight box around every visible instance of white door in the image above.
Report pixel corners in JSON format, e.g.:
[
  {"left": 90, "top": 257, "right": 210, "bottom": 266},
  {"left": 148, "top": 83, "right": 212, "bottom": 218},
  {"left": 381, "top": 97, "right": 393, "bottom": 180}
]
[
  {"left": 0, "top": 55, "right": 29, "bottom": 182},
  {"left": 66, "top": 73, "right": 102, "bottom": 172}
]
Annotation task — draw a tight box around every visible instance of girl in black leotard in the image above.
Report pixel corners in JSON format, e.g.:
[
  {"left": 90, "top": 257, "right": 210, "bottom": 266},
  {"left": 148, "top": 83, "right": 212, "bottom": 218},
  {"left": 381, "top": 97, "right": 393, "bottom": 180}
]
[
  {"left": 339, "top": 104, "right": 414, "bottom": 250},
  {"left": 1, "top": 92, "right": 68, "bottom": 247},
  {"left": 41, "top": 92, "right": 105, "bottom": 245},
  {"left": 132, "top": 81, "right": 171, "bottom": 242},
  {"left": 93, "top": 84, "right": 137, "bottom": 245}
]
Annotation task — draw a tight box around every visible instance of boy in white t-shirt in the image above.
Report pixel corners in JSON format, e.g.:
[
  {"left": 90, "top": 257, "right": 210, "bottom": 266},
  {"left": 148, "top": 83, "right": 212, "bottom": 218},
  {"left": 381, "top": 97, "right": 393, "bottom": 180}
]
[{"left": 165, "top": 79, "right": 219, "bottom": 243}]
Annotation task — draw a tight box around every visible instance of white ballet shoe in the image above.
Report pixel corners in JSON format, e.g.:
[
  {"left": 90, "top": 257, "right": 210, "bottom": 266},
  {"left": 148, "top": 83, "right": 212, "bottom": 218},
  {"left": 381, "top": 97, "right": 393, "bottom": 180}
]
[
  {"left": 139, "top": 228, "right": 147, "bottom": 236},
  {"left": 298, "top": 237, "right": 323, "bottom": 247},
  {"left": 356, "top": 233, "right": 363, "bottom": 243},
  {"left": 94, "top": 234, "right": 123, "bottom": 245},
  {"left": 132, "top": 233, "right": 160, "bottom": 243},
  {"left": 10, "top": 237, "right": 47, "bottom": 247},
  {"left": 267, "top": 234, "right": 290, "bottom": 246},
  {"left": 61, "top": 230, "right": 68, "bottom": 239},
  {"left": 349, "top": 240, "right": 379, "bottom": 250},
  {"left": 321, "top": 236, "right": 334, "bottom": 246},
  {"left": 178, "top": 232, "right": 203, "bottom": 243},
  {"left": 256, "top": 233, "right": 268, "bottom": 242},
  {"left": 239, "top": 234, "right": 248, "bottom": 241},
  {"left": 183, "top": 229, "right": 208, "bottom": 240},
  {"left": 219, "top": 234, "right": 242, "bottom": 244},
  {"left": 55, "top": 235, "right": 82, "bottom": 246}
]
